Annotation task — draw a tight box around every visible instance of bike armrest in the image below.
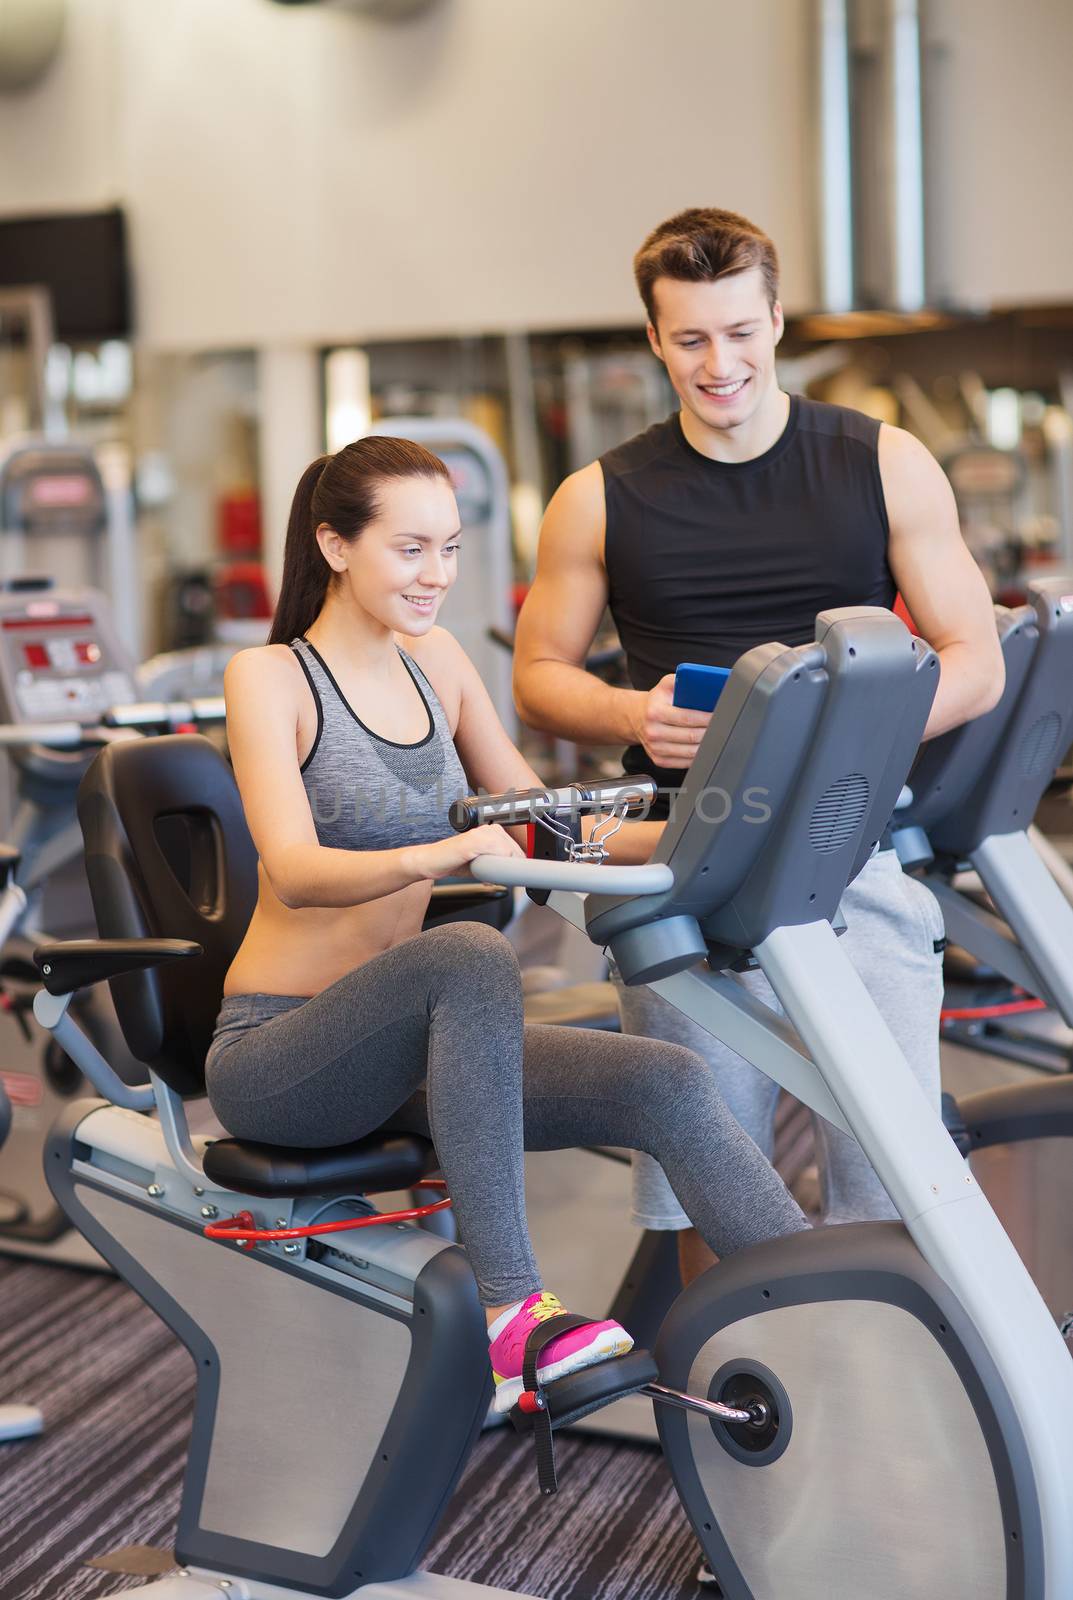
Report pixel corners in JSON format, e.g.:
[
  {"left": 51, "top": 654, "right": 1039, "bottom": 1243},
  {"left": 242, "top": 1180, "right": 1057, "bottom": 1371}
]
[{"left": 33, "top": 938, "right": 203, "bottom": 996}]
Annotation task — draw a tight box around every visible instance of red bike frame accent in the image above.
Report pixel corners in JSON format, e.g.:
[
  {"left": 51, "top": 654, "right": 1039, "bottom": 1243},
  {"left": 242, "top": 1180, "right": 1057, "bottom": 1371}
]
[
  {"left": 204, "top": 1179, "right": 451, "bottom": 1247},
  {"left": 941, "top": 997, "right": 1047, "bottom": 1022}
]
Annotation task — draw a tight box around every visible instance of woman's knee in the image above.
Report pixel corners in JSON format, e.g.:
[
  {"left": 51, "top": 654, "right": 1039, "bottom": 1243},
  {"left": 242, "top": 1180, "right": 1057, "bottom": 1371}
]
[
  {"left": 421, "top": 919, "right": 521, "bottom": 1007},
  {"left": 639, "top": 1040, "right": 720, "bottom": 1121},
  {"left": 649, "top": 1036, "right": 735, "bottom": 1139}
]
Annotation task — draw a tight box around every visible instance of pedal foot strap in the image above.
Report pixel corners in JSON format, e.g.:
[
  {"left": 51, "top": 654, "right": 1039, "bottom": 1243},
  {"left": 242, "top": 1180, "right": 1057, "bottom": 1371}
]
[{"left": 517, "top": 1311, "right": 592, "bottom": 1496}]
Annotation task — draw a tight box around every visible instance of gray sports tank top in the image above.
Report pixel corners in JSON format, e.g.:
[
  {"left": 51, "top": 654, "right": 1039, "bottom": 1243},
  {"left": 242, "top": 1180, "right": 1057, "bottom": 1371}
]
[{"left": 290, "top": 637, "right": 469, "bottom": 851}]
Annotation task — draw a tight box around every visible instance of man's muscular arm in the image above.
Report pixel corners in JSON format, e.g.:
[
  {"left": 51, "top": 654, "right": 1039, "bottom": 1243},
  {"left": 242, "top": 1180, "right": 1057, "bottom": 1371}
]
[
  {"left": 514, "top": 464, "right": 710, "bottom": 767},
  {"left": 881, "top": 426, "right": 1005, "bottom": 739},
  {"left": 513, "top": 464, "right": 638, "bottom": 742}
]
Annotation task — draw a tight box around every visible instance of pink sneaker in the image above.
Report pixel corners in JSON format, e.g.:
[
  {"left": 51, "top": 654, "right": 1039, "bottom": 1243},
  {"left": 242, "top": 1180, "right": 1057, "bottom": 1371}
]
[{"left": 488, "top": 1291, "right": 634, "bottom": 1415}]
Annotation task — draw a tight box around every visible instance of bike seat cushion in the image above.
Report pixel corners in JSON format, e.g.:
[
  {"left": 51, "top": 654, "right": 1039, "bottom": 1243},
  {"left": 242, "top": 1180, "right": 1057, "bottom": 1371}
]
[{"left": 202, "top": 1130, "right": 432, "bottom": 1197}]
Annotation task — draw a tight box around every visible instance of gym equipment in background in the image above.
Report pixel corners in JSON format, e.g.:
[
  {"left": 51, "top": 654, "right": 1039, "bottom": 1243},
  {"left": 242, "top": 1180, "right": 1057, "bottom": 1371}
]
[
  {"left": 896, "top": 369, "right": 1073, "bottom": 596},
  {"left": 0, "top": 581, "right": 224, "bottom": 1266},
  {"left": 0, "top": 1078, "right": 43, "bottom": 1444},
  {"left": 895, "top": 578, "right": 1073, "bottom": 1071},
  {"left": 0, "top": 437, "right": 142, "bottom": 662},
  {"left": 30, "top": 605, "right": 1073, "bottom": 1599}
]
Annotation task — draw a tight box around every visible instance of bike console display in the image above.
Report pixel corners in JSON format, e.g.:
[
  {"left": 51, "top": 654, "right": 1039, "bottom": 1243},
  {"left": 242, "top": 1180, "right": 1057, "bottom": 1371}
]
[{"left": 0, "top": 587, "right": 137, "bottom": 728}]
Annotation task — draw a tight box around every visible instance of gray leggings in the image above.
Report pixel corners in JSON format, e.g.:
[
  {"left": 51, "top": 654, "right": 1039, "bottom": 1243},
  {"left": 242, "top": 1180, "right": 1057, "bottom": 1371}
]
[
  {"left": 205, "top": 921, "right": 807, "bottom": 1306},
  {"left": 620, "top": 848, "right": 945, "bottom": 1229}
]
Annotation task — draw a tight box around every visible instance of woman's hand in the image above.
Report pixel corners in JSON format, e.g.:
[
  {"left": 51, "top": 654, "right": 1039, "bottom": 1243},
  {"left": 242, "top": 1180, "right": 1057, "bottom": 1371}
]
[{"left": 406, "top": 823, "right": 525, "bottom": 883}]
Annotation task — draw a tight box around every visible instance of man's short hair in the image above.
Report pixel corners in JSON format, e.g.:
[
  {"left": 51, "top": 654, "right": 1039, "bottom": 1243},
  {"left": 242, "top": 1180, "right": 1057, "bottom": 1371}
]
[{"left": 634, "top": 208, "right": 780, "bottom": 326}]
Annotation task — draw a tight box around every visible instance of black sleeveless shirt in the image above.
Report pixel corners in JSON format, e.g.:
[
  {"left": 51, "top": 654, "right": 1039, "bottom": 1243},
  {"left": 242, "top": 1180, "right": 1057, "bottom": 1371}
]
[{"left": 601, "top": 396, "right": 895, "bottom": 810}]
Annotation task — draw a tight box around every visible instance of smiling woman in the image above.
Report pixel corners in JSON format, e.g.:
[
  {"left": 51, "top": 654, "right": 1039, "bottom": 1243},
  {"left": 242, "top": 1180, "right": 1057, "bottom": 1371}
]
[{"left": 205, "top": 429, "right": 807, "bottom": 1400}]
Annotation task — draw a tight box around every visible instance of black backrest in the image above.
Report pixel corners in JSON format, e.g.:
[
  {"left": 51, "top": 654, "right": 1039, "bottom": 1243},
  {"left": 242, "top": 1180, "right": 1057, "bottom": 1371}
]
[
  {"left": 0, "top": 1081, "right": 10, "bottom": 1149},
  {"left": 77, "top": 735, "right": 259, "bottom": 1097}
]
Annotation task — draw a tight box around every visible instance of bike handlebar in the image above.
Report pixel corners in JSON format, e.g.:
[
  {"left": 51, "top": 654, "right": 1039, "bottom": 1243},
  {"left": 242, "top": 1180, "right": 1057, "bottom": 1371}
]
[{"left": 449, "top": 777, "right": 657, "bottom": 833}]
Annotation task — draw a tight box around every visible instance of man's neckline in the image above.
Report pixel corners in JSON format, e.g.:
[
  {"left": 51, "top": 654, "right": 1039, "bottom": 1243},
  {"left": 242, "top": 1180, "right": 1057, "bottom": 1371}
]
[{"left": 674, "top": 392, "right": 798, "bottom": 472}]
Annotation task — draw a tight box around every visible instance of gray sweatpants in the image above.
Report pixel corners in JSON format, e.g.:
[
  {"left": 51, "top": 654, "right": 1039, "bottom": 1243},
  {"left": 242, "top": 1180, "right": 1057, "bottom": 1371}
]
[
  {"left": 205, "top": 921, "right": 807, "bottom": 1307},
  {"left": 618, "top": 848, "right": 945, "bottom": 1229}
]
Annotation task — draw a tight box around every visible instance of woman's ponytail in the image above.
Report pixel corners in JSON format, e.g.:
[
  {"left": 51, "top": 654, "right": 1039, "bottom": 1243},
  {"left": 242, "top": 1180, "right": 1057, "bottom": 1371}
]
[{"left": 267, "top": 455, "right": 332, "bottom": 645}]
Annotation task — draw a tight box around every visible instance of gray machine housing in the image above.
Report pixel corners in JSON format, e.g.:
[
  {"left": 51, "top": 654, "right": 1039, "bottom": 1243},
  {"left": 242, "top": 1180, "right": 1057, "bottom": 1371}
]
[
  {"left": 587, "top": 608, "right": 938, "bottom": 981},
  {"left": 905, "top": 579, "right": 1073, "bottom": 857},
  {"left": 657, "top": 1221, "right": 1040, "bottom": 1600},
  {"left": 47, "top": 1095, "right": 492, "bottom": 1595}
]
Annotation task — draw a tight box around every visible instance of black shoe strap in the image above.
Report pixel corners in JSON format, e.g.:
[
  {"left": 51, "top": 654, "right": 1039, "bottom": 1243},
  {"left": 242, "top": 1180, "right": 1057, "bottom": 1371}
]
[
  {"left": 518, "top": 1311, "right": 596, "bottom": 1496},
  {"left": 520, "top": 1311, "right": 593, "bottom": 1393}
]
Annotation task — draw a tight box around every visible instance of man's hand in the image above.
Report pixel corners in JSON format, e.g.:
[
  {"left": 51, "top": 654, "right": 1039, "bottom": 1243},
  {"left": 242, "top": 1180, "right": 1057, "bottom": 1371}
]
[{"left": 631, "top": 673, "right": 712, "bottom": 768}]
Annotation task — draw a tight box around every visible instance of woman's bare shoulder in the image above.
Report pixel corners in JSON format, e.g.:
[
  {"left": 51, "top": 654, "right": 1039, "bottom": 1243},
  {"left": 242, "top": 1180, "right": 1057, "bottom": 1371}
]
[
  {"left": 225, "top": 642, "right": 303, "bottom": 683},
  {"left": 223, "top": 644, "right": 310, "bottom": 720}
]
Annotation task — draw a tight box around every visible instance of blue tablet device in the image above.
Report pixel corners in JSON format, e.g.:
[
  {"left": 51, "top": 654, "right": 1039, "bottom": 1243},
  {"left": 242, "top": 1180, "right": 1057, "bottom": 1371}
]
[{"left": 673, "top": 662, "right": 732, "bottom": 713}]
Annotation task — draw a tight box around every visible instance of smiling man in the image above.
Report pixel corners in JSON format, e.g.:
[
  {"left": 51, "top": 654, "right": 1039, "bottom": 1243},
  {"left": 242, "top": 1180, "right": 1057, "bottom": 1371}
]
[{"left": 513, "top": 207, "right": 1004, "bottom": 1287}]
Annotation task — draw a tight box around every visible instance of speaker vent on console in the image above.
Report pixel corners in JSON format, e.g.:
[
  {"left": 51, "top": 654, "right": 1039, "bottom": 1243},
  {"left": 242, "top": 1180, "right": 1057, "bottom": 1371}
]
[
  {"left": 809, "top": 773, "right": 870, "bottom": 854},
  {"left": 1020, "top": 712, "right": 1061, "bottom": 778}
]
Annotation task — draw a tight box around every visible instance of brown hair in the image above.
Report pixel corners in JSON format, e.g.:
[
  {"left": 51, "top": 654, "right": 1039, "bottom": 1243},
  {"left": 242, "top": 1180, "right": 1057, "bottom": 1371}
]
[
  {"left": 268, "top": 436, "right": 452, "bottom": 645},
  {"left": 633, "top": 208, "right": 780, "bottom": 327}
]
